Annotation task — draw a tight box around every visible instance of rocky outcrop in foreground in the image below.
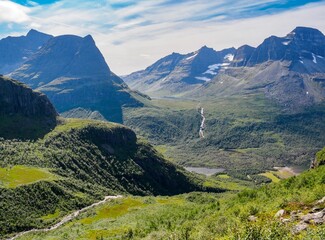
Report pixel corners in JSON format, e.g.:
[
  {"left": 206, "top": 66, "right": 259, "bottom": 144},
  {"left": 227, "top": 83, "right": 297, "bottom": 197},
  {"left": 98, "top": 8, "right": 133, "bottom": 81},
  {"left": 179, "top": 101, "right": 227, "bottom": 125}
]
[{"left": 275, "top": 196, "right": 325, "bottom": 234}]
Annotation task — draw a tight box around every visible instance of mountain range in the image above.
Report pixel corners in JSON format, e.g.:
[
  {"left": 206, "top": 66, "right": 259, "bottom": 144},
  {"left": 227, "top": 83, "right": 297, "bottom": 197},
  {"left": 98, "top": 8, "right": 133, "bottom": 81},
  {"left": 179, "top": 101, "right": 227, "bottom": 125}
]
[
  {"left": 0, "top": 30, "right": 147, "bottom": 123},
  {"left": 124, "top": 27, "right": 325, "bottom": 110}
]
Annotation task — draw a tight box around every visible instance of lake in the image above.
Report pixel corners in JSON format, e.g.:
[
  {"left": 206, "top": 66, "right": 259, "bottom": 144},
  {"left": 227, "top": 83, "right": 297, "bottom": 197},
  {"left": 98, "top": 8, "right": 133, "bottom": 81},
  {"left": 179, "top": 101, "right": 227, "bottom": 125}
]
[{"left": 185, "top": 167, "right": 225, "bottom": 176}]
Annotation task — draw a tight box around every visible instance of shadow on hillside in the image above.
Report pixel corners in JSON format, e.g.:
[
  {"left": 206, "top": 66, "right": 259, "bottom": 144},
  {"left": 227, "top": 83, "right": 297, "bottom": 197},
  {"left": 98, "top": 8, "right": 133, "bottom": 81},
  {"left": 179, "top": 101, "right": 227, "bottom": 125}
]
[{"left": 0, "top": 115, "right": 57, "bottom": 140}]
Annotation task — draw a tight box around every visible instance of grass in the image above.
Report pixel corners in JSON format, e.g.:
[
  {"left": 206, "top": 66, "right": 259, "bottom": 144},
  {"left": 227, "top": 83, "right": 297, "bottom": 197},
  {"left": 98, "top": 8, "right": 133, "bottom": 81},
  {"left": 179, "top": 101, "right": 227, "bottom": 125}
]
[
  {"left": 0, "top": 165, "right": 57, "bottom": 188},
  {"left": 217, "top": 174, "right": 230, "bottom": 179},
  {"left": 41, "top": 209, "right": 61, "bottom": 221},
  {"left": 16, "top": 165, "right": 325, "bottom": 240},
  {"left": 259, "top": 172, "right": 280, "bottom": 183},
  {"left": 80, "top": 198, "right": 145, "bottom": 225}
]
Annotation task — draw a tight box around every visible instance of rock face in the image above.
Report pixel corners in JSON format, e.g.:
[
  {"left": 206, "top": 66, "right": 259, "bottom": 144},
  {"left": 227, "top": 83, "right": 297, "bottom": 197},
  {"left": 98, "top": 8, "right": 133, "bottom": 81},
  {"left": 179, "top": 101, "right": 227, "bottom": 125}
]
[
  {"left": 0, "top": 29, "right": 53, "bottom": 74},
  {"left": 61, "top": 107, "right": 106, "bottom": 121},
  {"left": 123, "top": 46, "right": 236, "bottom": 96},
  {"left": 237, "top": 27, "right": 325, "bottom": 73},
  {"left": 4, "top": 31, "right": 145, "bottom": 123},
  {"left": 0, "top": 75, "right": 57, "bottom": 139},
  {"left": 188, "top": 27, "right": 325, "bottom": 110}
]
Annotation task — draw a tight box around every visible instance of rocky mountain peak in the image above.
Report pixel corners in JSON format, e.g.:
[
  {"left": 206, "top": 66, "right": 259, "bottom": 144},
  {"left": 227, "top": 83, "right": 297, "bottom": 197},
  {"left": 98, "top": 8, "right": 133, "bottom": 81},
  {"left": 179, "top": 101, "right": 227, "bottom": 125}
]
[
  {"left": 10, "top": 33, "right": 111, "bottom": 88},
  {"left": 26, "top": 29, "right": 52, "bottom": 39},
  {"left": 0, "top": 29, "right": 53, "bottom": 74},
  {"left": 287, "top": 26, "right": 325, "bottom": 40}
]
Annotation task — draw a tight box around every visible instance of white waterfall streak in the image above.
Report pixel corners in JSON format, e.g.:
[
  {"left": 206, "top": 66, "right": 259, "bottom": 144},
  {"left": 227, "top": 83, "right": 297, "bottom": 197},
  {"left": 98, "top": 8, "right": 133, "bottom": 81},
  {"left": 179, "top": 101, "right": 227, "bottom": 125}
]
[{"left": 199, "top": 107, "right": 205, "bottom": 138}]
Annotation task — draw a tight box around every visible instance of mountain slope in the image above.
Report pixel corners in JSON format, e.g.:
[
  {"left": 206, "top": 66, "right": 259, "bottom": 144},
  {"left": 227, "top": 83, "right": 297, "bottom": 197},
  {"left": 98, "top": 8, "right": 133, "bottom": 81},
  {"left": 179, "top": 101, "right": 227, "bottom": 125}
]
[
  {"left": 0, "top": 29, "right": 53, "bottom": 74},
  {"left": 6, "top": 31, "right": 146, "bottom": 123},
  {"left": 123, "top": 46, "right": 236, "bottom": 96}
]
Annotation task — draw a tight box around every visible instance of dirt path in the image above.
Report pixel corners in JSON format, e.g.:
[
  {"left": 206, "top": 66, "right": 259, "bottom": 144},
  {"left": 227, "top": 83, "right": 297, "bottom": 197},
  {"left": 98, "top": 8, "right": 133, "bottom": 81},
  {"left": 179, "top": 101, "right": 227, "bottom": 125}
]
[{"left": 7, "top": 195, "right": 123, "bottom": 240}]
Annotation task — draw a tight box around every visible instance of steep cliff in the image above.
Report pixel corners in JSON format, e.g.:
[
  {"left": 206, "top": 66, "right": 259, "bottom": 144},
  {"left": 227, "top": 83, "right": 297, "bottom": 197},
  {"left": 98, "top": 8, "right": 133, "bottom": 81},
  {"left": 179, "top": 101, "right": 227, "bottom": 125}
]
[{"left": 0, "top": 75, "right": 57, "bottom": 139}]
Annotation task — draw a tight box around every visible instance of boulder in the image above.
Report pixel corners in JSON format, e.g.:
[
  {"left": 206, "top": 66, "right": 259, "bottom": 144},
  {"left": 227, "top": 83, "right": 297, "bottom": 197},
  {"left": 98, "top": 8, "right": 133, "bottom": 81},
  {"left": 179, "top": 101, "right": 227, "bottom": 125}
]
[{"left": 275, "top": 209, "right": 286, "bottom": 218}]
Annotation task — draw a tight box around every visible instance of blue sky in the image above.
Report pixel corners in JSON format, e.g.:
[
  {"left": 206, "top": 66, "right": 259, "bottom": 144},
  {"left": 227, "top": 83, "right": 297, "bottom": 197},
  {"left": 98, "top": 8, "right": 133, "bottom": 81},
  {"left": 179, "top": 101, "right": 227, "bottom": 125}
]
[{"left": 1, "top": 0, "right": 325, "bottom": 74}]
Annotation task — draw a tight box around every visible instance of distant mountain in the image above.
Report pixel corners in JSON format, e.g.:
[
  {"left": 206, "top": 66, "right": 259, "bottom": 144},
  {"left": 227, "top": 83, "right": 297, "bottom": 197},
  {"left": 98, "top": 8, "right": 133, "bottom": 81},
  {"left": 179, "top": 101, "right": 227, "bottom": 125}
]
[
  {"left": 0, "top": 29, "right": 53, "bottom": 74},
  {"left": 123, "top": 46, "right": 236, "bottom": 96},
  {"left": 3, "top": 31, "right": 146, "bottom": 123},
  {"left": 0, "top": 75, "right": 57, "bottom": 139},
  {"left": 235, "top": 27, "right": 325, "bottom": 73},
  {"left": 125, "top": 27, "right": 325, "bottom": 110},
  {"left": 189, "top": 27, "right": 325, "bottom": 110}
]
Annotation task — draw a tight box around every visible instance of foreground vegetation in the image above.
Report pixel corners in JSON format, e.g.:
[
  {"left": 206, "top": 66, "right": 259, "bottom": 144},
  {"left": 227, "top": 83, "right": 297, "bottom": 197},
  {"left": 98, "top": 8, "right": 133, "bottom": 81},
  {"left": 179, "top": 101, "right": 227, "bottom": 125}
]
[
  {"left": 0, "top": 118, "right": 212, "bottom": 237},
  {"left": 17, "top": 164, "right": 325, "bottom": 240}
]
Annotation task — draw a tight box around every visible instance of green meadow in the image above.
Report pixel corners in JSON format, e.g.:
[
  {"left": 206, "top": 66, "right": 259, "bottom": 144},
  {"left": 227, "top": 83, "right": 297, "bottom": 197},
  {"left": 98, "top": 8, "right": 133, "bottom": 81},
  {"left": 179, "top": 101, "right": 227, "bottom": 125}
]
[{"left": 0, "top": 165, "right": 57, "bottom": 188}]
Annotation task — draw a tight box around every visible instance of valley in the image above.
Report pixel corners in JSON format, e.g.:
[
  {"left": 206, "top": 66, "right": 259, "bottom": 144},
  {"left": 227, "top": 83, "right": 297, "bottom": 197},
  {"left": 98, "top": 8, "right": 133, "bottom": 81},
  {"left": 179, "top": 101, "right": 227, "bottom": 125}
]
[{"left": 0, "top": 23, "right": 325, "bottom": 240}]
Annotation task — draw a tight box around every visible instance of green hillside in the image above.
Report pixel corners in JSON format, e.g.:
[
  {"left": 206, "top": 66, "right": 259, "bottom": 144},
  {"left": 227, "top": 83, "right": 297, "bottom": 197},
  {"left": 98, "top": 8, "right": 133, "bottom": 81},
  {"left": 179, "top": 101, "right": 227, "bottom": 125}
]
[
  {"left": 1, "top": 118, "right": 214, "bottom": 237},
  {"left": 124, "top": 95, "right": 325, "bottom": 177},
  {"left": 315, "top": 147, "right": 325, "bottom": 167},
  {"left": 16, "top": 161, "right": 325, "bottom": 240}
]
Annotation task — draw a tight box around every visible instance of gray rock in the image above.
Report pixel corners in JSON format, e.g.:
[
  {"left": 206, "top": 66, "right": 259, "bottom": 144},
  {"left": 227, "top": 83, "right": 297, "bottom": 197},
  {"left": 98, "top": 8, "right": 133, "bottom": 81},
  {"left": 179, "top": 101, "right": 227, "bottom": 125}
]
[
  {"left": 281, "top": 218, "right": 291, "bottom": 223},
  {"left": 301, "top": 214, "right": 313, "bottom": 223},
  {"left": 292, "top": 222, "right": 308, "bottom": 234},
  {"left": 311, "top": 207, "right": 323, "bottom": 213},
  {"left": 312, "top": 218, "right": 324, "bottom": 225},
  {"left": 316, "top": 196, "right": 325, "bottom": 205},
  {"left": 312, "top": 211, "right": 324, "bottom": 219}
]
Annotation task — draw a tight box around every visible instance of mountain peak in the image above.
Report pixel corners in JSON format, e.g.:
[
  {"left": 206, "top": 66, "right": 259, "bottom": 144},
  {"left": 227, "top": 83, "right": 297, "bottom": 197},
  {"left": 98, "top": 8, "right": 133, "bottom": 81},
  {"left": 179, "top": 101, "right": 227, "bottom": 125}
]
[
  {"left": 83, "top": 34, "right": 95, "bottom": 44},
  {"left": 26, "top": 29, "right": 53, "bottom": 38},
  {"left": 286, "top": 26, "right": 325, "bottom": 39},
  {"left": 198, "top": 45, "right": 214, "bottom": 52}
]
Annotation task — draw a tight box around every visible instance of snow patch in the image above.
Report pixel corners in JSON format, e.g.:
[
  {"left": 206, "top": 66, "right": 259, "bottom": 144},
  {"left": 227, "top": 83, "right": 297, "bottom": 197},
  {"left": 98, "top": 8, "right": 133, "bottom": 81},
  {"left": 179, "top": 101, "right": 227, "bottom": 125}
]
[
  {"left": 186, "top": 53, "right": 198, "bottom": 60},
  {"left": 22, "top": 57, "right": 28, "bottom": 60},
  {"left": 282, "top": 41, "right": 291, "bottom": 46},
  {"left": 299, "top": 60, "right": 304, "bottom": 64},
  {"left": 195, "top": 76, "right": 211, "bottom": 82},
  {"left": 312, "top": 53, "right": 317, "bottom": 64},
  {"left": 38, "top": 46, "right": 42, "bottom": 49},
  {"left": 203, "top": 63, "right": 230, "bottom": 75},
  {"left": 224, "top": 54, "right": 234, "bottom": 61},
  {"left": 316, "top": 54, "right": 324, "bottom": 59}
]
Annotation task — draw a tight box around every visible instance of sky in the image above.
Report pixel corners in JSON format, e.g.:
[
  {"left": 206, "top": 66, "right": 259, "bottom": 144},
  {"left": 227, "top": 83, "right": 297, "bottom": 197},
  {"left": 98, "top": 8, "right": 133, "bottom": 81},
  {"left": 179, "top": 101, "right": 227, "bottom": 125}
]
[{"left": 0, "top": 0, "right": 325, "bottom": 75}]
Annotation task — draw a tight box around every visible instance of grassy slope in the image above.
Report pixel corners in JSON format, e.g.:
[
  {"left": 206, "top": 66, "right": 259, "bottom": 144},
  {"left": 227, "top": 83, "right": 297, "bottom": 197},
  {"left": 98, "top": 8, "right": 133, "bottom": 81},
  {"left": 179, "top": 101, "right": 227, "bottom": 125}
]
[
  {"left": 0, "top": 118, "right": 212, "bottom": 237},
  {"left": 0, "top": 165, "right": 57, "bottom": 188},
  {"left": 123, "top": 94, "right": 325, "bottom": 177},
  {"left": 316, "top": 146, "right": 325, "bottom": 166},
  {"left": 19, "top": 165, "right": 325, "bottom": 240}
]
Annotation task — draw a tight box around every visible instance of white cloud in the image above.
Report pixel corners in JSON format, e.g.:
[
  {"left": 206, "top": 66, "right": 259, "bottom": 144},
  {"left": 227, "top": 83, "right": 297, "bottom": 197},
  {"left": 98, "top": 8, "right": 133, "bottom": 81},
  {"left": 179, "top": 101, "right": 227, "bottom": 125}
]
[
  {"left": 1, "top": 0, "right": 325, "bottom": 75},
  {"left": 0, "top": 0, "right": 31, "bottom": 23},
  {"left": 97, "top": 2, "right": 325, "bottom": 75}
]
